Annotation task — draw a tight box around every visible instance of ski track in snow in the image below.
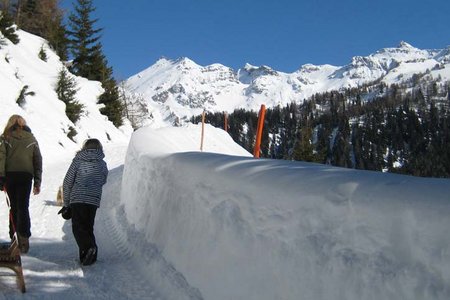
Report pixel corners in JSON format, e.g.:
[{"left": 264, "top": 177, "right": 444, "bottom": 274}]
[{"left": 0, "top": 143, "right": 197, "bottom": 299}]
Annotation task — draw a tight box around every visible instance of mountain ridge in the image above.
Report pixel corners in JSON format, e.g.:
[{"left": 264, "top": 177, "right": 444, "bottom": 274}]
[{"left": 124, "top": 41, "right": 450, "bottom": 126}]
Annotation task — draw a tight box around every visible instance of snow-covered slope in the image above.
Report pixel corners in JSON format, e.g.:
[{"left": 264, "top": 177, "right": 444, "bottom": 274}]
[
  {"left": 0, "top": 29, "right": 131, "bottom": 157},
  {"left": 125, "top": 41, "right": 450, "bottom": 125}
]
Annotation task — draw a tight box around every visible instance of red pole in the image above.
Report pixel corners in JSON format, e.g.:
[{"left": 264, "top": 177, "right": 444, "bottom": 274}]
[
  {"left": 224, "top": 112, "right": 228, "bottom": 132},
  {"left": 253, "top": 104, "right": 266, "bottom": 158}
]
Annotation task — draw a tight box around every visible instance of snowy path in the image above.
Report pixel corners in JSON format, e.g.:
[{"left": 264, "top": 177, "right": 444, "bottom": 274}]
[{"left": 0, "top": 142, "right": 194, "bottom": 299}]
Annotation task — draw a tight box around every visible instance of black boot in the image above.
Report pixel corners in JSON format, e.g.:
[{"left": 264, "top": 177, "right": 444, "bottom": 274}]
[{"left": 81, "top": 247, "right": 97, "bottom": 266}]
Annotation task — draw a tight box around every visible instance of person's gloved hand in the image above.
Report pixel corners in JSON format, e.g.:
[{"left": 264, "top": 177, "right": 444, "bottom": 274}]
[
  {"left": 33, "top": 185, "right": 40, "bottom": 195},
  {"left": 58, "top": 206, "right": 72, "bottom": 220},
  {"left": 0, "top": 177, "right": 5, "bottom": 191}
]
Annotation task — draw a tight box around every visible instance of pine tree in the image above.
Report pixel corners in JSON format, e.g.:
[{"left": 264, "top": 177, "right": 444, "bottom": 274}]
[
  {"left": 38, "top": 44, "right": 47, "bottom": 61},
  {"left": 98, "top": 76, "right": 124, "bottom": 126},
  {"left": 68, "top": 0, "right": 123, "bottom": 127},
  {"left": 67, "top": 0, "right": 102, "bottom": 79},
  {"left": 14, "top": 0, "right": 68, "bottom": 59},
  {"left": 55, "top": 67, "right": 84, "bottom": 123},
  {"left": 0, "top": 10, "right": 19, "bottom": 44},
  {"left": 261, "top": 121, "right": 270, "bottom": 157},
  {"left": 16, "top": 0, "right": 39, "bottom": 33},
  {"left": 331, "top": 115, "right": 352, "bottom": 168},
  {"left": 351, "top": 123, "right": 365, "bottom": 169},
  {"left": 292, "top": 122, "right": 315, "bottom": 162},
  {"left": 16, "top": 85, "right": 35, "bottom": 107}
]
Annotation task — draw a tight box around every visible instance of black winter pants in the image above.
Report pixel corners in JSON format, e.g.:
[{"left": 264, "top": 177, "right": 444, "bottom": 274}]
[
  {"left": 71, "top": 203, "right": 98, "bottom": 261},
  {"left": 6, "top": 172, "right": 33, "bottom": 239}
]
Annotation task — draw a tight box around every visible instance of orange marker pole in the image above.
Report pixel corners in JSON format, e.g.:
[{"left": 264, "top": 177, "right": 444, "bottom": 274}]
[
  {"left": 224, "top": 112, "right": 228, "bottom": 132},
  {"left": 253, "top": 104, "right": 266, "bottom": 158}
]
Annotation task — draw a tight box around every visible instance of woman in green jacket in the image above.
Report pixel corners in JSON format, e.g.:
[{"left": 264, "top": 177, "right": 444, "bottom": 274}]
[{"left": 0, "top": 115, "right": 42, "bottom": 254}]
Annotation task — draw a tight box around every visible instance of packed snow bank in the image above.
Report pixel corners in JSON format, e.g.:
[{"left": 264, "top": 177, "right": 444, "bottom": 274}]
[{"left": 121, "top": 124, "right": 450, "bottom": 300}]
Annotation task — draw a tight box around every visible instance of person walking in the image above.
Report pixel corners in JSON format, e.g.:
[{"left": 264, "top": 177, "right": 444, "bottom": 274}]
[
  {"left": 0, "top": 115, "right": 42, "bottom": 254},
  {"left": 60, "top": 138, "right": 108, "bottom": 266}
]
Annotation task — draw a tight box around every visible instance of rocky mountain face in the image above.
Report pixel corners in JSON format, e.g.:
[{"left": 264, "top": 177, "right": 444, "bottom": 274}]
[{"left": 125, "top": 42, "right": 450, "bottom": 126}]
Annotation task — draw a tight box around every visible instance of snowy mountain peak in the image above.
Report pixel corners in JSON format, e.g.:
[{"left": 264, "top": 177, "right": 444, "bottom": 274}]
[
  {"left": 298, "top": 63, "right": 322, "bottom": 73},
  {"left": 398, "top": 40, "right": 414, "bottom": 49},
  {"left": 154, "top": 56, "right": 174, "bottom": 66},
  {"left": 238, "top": 63, "right": 279, "bottom": 84},
  {"left": 148, "top": 56, "right": 200, "bottom": 71},
  {"left": 124, "top": 41, "right": 450, "bottom": 126},
  {"left": 375, "top": 41, "right": 428, "bottom": 59},
  {"left": 241, "top": 63, "right": 278, "bottom": 75},
  {"left": 173, "top": 56, "right": 199, "bottom": 69}
]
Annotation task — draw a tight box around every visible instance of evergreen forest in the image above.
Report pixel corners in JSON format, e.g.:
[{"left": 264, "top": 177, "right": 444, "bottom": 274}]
[{"left": 193, "top": 77, "right": 450, "bottom": 178}]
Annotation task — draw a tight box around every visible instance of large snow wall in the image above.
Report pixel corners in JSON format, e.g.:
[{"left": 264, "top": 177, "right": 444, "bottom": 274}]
[{"left": 120, "top": 125, "right": 450, "bottom": 300}]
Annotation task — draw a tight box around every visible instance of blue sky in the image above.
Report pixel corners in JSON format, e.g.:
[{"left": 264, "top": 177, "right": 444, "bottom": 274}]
[{"left": 61, "top": 0, "right": 450, "bottom": 80}]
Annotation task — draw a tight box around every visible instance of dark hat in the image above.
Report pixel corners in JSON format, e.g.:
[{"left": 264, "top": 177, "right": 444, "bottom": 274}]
[{"left": 82, "top": 138, "right": 103, "bottom": 151}]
